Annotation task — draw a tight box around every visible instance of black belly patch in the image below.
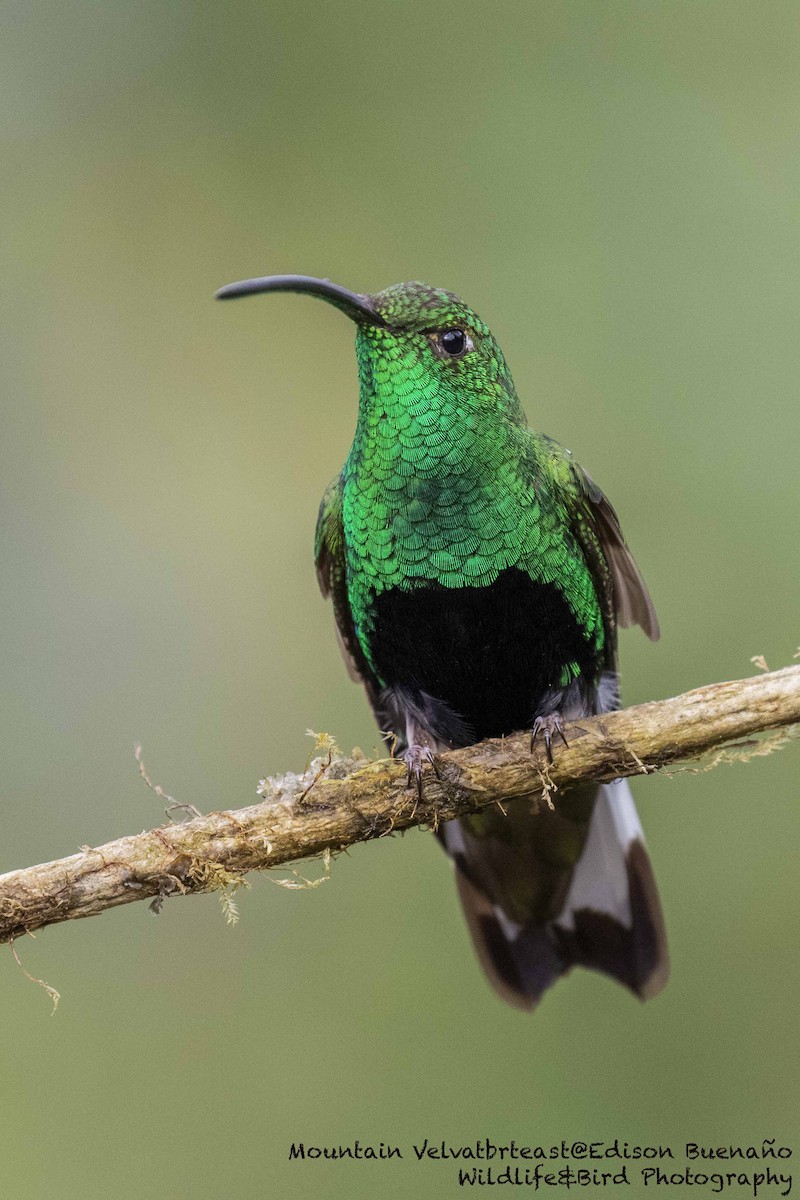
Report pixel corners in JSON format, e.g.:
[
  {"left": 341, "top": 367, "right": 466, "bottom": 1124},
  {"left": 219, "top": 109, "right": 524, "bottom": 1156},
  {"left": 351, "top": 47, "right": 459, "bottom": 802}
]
[{"left": 368, "top": 568, "right": 599, "bottom": 742}]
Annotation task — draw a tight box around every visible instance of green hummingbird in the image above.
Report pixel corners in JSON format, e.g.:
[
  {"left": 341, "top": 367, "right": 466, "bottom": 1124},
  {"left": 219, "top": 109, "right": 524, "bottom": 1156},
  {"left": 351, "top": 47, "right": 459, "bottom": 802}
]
[{"left": 216, "top": 274, "right": 669, "bottom": 1009}]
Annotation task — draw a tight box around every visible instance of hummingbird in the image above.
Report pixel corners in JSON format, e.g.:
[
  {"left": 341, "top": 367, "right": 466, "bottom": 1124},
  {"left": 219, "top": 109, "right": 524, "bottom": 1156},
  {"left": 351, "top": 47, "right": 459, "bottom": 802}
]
[{"left": 216, "top": 274, "right": 669, "bottom": 1009}]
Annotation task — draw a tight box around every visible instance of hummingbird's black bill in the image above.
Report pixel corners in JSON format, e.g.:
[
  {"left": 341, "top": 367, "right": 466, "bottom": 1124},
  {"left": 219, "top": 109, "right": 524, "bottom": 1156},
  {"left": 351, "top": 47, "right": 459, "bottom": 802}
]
[{"left": 214, "top": 274, "right": 385, "bottom": 326}]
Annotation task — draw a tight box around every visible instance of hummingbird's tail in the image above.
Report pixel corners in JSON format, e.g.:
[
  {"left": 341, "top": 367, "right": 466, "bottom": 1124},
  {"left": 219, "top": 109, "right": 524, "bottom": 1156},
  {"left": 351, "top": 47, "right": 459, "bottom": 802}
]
[{"left": 440, "top": 779, "right": 669, "bottom": 1010}]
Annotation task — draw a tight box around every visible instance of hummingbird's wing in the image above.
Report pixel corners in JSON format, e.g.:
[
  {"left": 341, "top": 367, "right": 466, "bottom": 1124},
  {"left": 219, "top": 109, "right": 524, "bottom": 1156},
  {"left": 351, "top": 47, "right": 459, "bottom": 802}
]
[
  {"left": 568, "top": 460, "right": 660, "bottom": 642},
  {"left": 315, "top": 476, "right": 383, "bottom": 707},
  {"left": 315, "top": 476, "right": 365, "bottom": 683}
]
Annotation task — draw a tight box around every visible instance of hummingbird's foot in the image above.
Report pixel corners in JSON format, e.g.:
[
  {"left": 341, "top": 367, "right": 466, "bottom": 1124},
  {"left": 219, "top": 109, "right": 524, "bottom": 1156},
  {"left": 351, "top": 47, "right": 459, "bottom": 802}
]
[
  {"left": 530, "top": 712, "right": 569, "bottom": 764},
  {"left": 401, "top": 744, "right": 437, "bottom": 800}
]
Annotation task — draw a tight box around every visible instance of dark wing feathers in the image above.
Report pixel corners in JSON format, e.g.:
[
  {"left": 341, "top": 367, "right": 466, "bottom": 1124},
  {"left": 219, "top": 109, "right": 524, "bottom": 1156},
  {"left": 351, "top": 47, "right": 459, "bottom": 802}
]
[
  {"left": 314, "top": 476, "right": 387, "bottom": 718},
  {"left": 315, "top": 476, "right": 366, "bottom": 684},
  {"left": 571, "top": 463, "right": 660, "bottom": 642}
]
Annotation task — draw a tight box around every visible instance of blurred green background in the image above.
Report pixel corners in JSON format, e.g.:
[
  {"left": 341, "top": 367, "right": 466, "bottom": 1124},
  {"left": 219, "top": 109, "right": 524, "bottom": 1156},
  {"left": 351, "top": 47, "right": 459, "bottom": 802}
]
[{"left": 2, "top": 1, "right": 799, "bottom": 1196}]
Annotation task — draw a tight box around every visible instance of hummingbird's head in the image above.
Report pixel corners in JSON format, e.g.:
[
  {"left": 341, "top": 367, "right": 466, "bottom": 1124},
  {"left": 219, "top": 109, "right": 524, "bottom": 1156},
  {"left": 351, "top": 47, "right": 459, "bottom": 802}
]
[{"left": 215, "top": 274, "right": 523, "bottom": 424}]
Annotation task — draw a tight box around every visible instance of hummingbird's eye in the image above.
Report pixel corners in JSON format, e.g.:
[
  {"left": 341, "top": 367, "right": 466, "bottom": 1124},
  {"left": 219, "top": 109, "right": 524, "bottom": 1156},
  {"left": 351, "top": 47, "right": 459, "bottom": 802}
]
[{"left": 432, "top": 328, "right": 473, "bottom": 359}]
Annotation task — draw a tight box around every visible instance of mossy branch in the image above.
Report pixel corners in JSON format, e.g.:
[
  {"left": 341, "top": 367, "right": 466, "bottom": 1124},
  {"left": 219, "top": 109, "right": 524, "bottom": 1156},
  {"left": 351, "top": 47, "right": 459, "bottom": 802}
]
[{"left": 1, "top": 665, "right": 799, "bottom": 947}]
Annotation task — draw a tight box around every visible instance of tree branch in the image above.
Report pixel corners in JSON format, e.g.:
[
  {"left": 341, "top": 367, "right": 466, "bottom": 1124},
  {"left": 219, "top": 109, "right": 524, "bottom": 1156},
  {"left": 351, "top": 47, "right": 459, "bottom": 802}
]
[{"left": 1, "top": 665, "right": 798, "bottom": 946}]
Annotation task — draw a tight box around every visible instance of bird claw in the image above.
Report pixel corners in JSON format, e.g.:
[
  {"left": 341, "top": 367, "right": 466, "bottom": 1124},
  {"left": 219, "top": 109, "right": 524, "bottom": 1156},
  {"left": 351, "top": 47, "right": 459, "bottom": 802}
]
[
  {"left": 530, "top": 712, "right": 569, "bottom": 764},
  {"left": 401, "top": 744, "right": 437, "bottom": 799}
]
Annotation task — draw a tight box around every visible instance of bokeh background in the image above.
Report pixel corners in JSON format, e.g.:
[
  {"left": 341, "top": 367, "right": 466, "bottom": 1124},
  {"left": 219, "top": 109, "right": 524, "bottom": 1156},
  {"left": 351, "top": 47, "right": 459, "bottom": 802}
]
[{"left": 2, "top": 2, "right": 799, "bottom": 1196}]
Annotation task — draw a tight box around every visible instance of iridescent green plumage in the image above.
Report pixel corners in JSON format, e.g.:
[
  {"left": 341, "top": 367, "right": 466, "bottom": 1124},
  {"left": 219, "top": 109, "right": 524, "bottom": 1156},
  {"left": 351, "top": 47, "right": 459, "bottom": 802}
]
[
  {"left": 318, "top": 283, "right": 654, "bottom": 691},
  {"left": 219, "top": 273, "right": 667, "bottom": 1010}
]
